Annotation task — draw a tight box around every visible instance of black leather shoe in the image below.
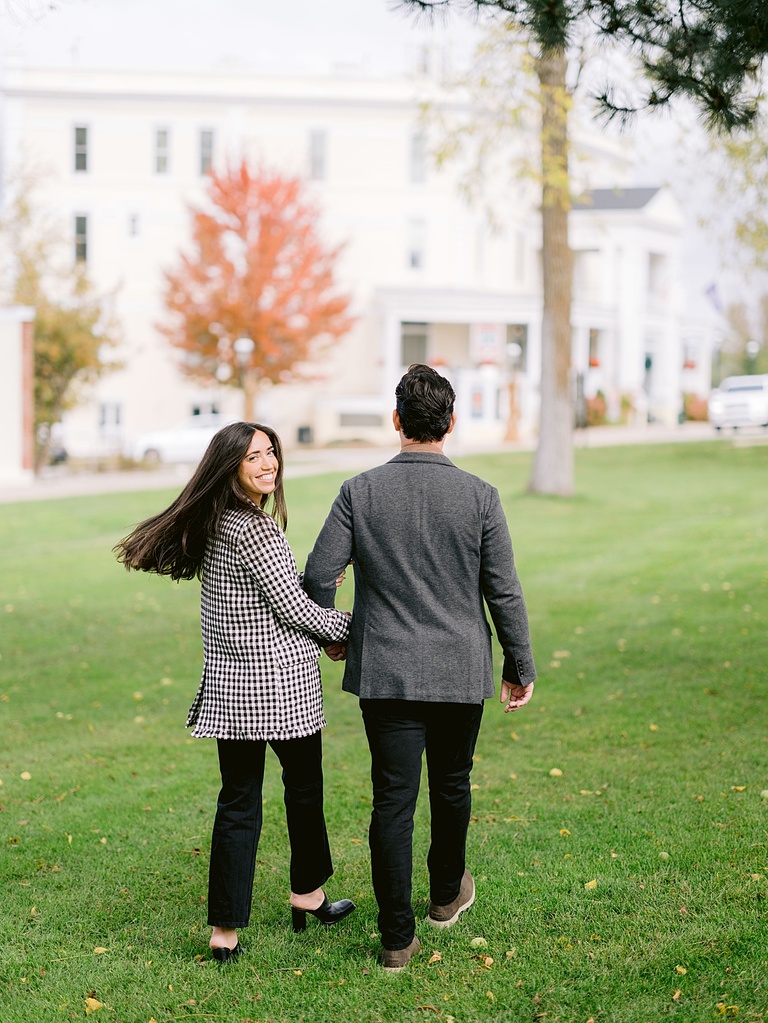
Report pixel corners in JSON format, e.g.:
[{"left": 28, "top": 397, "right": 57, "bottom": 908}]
[
  {"left": 211, "top": 942, "right": 243, "bottom": 963},
  {"left": 291, "top": 897, "right": 356, "bottom": 933}
]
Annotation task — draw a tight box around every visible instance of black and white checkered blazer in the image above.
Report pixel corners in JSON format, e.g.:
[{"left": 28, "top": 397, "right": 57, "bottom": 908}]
[{"left": 186, "top": 506, "right": 350, "bottom": 741}]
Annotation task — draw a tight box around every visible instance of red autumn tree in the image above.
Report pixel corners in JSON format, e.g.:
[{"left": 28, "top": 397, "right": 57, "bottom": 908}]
[{"left": 160, "top": 160, "right": 354, "bottom": 419}]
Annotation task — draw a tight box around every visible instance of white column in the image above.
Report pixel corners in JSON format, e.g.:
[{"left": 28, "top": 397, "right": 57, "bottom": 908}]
[{"left": 0, "top": 306, "right": 35, "bottom": 485}]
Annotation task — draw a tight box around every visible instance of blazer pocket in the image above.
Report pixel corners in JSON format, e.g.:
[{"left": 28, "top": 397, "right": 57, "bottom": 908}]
[{"left": 274, "top": 628, "right": 322, "bottom": 668}]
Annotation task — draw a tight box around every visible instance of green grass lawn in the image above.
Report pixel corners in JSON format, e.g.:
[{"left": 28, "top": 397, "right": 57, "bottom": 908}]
[{"left": 0, "top": 441, "right": 766, "bottom": 1023}]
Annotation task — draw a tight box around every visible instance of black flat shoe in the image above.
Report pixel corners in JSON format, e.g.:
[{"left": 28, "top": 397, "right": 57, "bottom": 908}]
[
  {"left": 211, "top": 942, "right": 244, "bottom": 963},
  {"left": 291, "top": 897, "right": 356, "bottom": 933}
]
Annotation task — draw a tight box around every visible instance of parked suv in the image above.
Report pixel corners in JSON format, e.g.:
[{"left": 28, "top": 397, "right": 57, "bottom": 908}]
[{"left": 708, "top": 375, "right": 768, "bottom": 431}]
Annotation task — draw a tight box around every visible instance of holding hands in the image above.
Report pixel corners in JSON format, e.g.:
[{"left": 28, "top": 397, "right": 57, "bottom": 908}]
[{"left": 324, "top": 609, "right": 351, "bottom": 661}]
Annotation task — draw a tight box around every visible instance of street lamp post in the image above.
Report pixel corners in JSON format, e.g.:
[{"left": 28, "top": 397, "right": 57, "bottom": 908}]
[
  {"left": 746, "top": 339, "right": 760, "bottom": 375},
  {"left": 505, "top": 341, "right": 523, "bottom": 441}
]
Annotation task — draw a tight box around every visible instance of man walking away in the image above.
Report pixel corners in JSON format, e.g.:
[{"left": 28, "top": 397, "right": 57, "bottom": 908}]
[{"left": 304, "top": 364, "right": 536, "bottom": 971}]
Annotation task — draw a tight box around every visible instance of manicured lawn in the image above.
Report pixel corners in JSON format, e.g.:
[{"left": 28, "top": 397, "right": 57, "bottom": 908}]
[{"left": 0, "top": 441, "right": 766, "bottom": 1023}]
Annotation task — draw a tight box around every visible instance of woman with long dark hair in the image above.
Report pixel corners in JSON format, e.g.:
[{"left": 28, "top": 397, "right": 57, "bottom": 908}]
[{"left": 115, "top": 421, "right": 355, "bottom": 961}]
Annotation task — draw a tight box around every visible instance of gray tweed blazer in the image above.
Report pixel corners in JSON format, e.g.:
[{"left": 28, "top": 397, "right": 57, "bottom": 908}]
[{"left": 303, "top": 450, "right": 536, "bottom": 704}]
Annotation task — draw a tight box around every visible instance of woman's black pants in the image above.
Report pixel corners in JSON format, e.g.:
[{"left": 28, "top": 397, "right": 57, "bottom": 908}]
[
  {"left": 206, "top": 731, "right": 333, "bottom": 928},
  {"left": 360, "top": 699, "right": 484, "bottom": 951}
]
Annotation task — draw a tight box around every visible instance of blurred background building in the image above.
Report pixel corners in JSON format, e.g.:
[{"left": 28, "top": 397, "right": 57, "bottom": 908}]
[{"left": 0, "top": 58, "right": 713, "bottom": 459}]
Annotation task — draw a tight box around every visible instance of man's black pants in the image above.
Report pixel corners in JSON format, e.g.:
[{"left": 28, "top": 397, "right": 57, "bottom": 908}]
[{"left": 360, "top": 699, "right": 484, "bottom": 950}]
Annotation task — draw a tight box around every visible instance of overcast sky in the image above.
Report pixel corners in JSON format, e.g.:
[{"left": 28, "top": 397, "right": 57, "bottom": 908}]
[
  {"left": 1, "top": 0, "right": 476, "bottom": 74},
  {"left": 1, "top": 0, "right": 751, "bottom": 315}
]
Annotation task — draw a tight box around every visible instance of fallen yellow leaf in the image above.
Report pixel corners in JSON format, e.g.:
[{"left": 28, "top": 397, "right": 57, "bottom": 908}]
[
  {"left": 649, "top": 724, "right": 659, "bottom": 731},
  {"left": 482, "top": 956, "right": 494, "bottom": 968},
  {"left": 549, "top": 768, "right": 563, "bottom": 777},
  {"left": 672, "top": 989, "right": 682, "bottom": 1002},
  {"left": 20, "top": 772, "right": 32, "bottom": 781},
  {"left": 675, "top": 965, "right": 687, "bottom": 975},
  {"left": 731, "top": 786, "right": 746, "bottom": 792},
  {"left": 559, "top": 829, "right": 571, "bottom": 837},
  {"left": 486, "top": 991, "right": 495, "bottom": 1001},
  {"left": 584, "top": 879, "right": 597, "bottom": 890},
  {"left": 85, "top": 997, "right": 104, "bottom": 1014},
  {"left": 427, "top": 952, "right": 442, "bottom": 965},
  {"left": 93, "top": 947, "right": 107, "bottom": 955}
]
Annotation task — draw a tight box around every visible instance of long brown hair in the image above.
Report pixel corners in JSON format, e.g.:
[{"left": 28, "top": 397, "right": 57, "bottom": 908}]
[{"left": 114, "top": 422, "right": 287, "bottom": 581}]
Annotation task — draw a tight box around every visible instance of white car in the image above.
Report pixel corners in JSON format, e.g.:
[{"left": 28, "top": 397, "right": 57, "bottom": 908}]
[
  {"left": 131, "top": 414, "right": 235, "bottom": 464},
  {"left": 708, "top": 375, "right": 768, "bottom": 431}
]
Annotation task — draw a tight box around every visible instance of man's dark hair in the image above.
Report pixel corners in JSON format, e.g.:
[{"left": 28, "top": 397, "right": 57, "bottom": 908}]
[{"left": 395, "top": 363, "right": 456, "bottom": 442}]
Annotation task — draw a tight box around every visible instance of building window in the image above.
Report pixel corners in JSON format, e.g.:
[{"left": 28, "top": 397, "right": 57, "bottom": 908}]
[
  {"left": 589, "top": 328, "right": 602, "bottom": 367},
  {"left": 200, "top": 129, "right": 214, "bottom": 175},
  {"left": 98, "top": 402, "right": 122, "bottom": 431},
  {"left": 74, "top": 125, "right": 88, "bottom": 172},
  {"left": 400, "top": 322, "right": 429, "bottom": 366},
  {"left": 309, "top": 130, "right": 326, "bottom": 181},
  {"left": 575, "top": 249, "right": 601, "bottom": 302},
  {"left": 407, "top": 218, "right": 426, "bottom": 270},
  {"left": 648, "top": 252, "right": 667, "bottom": 305},
  {"left": 513, "top": 230, "right": 526, "bottom": 283},
  {"left": 191, "top": 402, "right": 220, "bottom": 416},
  {"left": 155, "top": 128, "right": 170, "bottom": 173},
  {"left": 74, "top": 215, "right": 88, "bottom": 262},
  {"left": 410, "top": 131, "right": 426, "bottom": 184}
]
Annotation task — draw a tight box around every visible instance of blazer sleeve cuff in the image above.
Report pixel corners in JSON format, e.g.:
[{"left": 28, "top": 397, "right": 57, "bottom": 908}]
[{"left": 502, "top": 653, "right": 536, "bottom": 686}]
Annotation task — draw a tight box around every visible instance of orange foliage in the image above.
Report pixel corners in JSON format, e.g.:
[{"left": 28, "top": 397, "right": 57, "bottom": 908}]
[{"left": 160, "top": 161, "right": 353, "bottom": 388}]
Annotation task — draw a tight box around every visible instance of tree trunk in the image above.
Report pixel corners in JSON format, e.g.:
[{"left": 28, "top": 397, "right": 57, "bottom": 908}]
[
  {"left": 528, "top": 49, "right": 574, "bottom": 496},
  {"left": 242, "top": 369, "right": 258, "bottom": 422}
]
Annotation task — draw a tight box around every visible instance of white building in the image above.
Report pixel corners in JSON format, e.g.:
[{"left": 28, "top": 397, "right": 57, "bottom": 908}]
[{"left": 0, "top": 60, "right": 708, "bottom": 458}]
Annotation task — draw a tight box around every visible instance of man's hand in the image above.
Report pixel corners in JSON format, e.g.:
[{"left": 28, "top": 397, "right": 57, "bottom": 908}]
[
  {"left": 500, "top": 680, "right": 534, "bottom": 713},
  {"left": 324, "top": 642, "right": 348, "bottom": 662}
]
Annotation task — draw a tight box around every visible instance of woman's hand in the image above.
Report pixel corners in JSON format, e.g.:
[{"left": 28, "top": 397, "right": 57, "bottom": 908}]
[{"left": 335, "top": 560, "right": 354, "bottom": 588}]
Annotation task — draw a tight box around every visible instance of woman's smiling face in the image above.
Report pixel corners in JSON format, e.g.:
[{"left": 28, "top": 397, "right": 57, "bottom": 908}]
[{"left": 237, "top": 429, "right": 279, "bottom": 501}]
